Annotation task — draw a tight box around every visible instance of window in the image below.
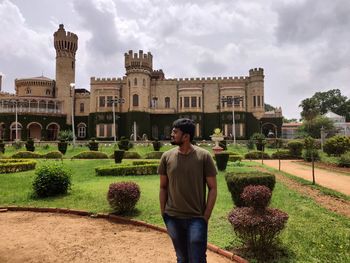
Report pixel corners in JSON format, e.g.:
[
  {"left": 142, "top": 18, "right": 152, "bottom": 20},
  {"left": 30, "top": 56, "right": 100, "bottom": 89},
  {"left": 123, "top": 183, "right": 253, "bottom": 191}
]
[
  {"left": 134, "top": 78, "right": 137, "bottom": 86},
  {"left": 257, "top": 96, "right": 261, "bottom": 107},
  {"left": 191, "top": 97, "right": 197, "bottom": 107},
  {"left": 106, "top": 124, "right": 112, "bottom": 137},
  {"left": 184, "top": 97, "right": 190, "bottom": 108},
  {"left": 253, "top": 96, "right": 256, "bottom": 107},
  {"left": 77, "top": 123, "right": 86, "bottom": 138},
  {"left": 180, "top": 97, "right": 182, "bottom": 108},
  {"left": 98, "top": 124, "right": 104, "bottom": 136},
  {"left": 99, "top": 96, "right": 105, "bottom": 107},
  {"left": 234, "top": 97, "right": 240, "bottom": 106},
  {"left": 262, "top": 96, "right": 264, "bottom": 107},
  {"left": 80, "top": 103, "right": 84, "bottom": 113},
  {"left": 133, "top": 94, "right": 139, "bottom": 107},
  {"left": 26, "top": 87, "right": 31, "bottom": 94},
  {"left": 46, "top": 89, "right": 51, "bottom": 95},
  {"left": 227, "top": 96, "right": 233, "bottom": 107},
  {"left": 107, "top": 96, "right": 113, "bottom": 107},
  {"left": 198, "top": 97, "right": 201, "bottom": 108},
  {"left": 165, "top": 97, "right": 170, "bottom": 108},
  {"left": 151, "top": 97, "right": 158, "bottom": 108}
]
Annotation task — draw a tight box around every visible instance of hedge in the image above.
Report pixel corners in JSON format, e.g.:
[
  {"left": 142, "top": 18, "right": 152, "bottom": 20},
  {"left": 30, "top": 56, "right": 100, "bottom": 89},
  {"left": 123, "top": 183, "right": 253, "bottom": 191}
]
[
  {"left": 244, "top": 151, "right": 270, "bottom": 160},
  {"left": 271, "top": 150, "right": 294, "bottom": 159},
  {"left": 11, "top": 151, "right": 42, "bottom": 159},
  {"left": 96, "top": 164, "right": 158, "bottom": 176},
  {"left": 132, "top": 160, "right": 160, "bottom": 165},
  {"left": 44, "top": 151, "right": 63, "bottom": 159},
  {"left": 72, "top": 151, "right": 109, "bottom": 159},
  {"left": 225, "top": 171, "right": 276, "bottom": 207},
  {"left": 144, "top": 151, "right": 164, "bottom": 159},
  {"left": 0, "top": 159, "right": 37, "bottom": 173},
  {"left": 339, "top": 152, "right": 350, "bottom": 167}
]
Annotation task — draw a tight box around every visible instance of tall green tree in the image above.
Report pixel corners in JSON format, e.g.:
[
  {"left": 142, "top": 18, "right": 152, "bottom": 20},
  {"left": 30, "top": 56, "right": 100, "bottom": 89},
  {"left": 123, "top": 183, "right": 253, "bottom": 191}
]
[
  {"left": 299, "top": 98, "right": 320, "bottom": 121},
  {"left": 298, "top": 115, "right": 335, "bottom": 138}
]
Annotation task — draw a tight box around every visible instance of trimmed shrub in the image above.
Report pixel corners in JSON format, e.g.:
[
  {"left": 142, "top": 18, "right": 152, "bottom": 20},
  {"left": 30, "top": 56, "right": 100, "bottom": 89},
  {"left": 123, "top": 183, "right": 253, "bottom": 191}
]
[
  {"left": 88, "top": 138, "right": 99, "bottom": 151},
  {"left": 72, "top": 151, "right": 108, "bottom": 159},
  {"left": 145, "top": 151, "right": 164, "bottom": 159},
  {"left": 12, "top": 151, "right": 42, "bottom": 159},
  {"left": 229, "top": 155, "right": 243, "bottom": 162},
  {"left": 219, "top": 140, "right": 227, "bottom": 150},
  {"left": 246, "top": 139, "right": 255, "bottom": 150},
  {"left": 303, "top": 149, "right": 320, "bottom": 162},
  {"left": 323, "top": 135, "right": 350, "bottom": 156},
  {"left": 114, "top": 150, "right": 124, "bottom": 163},
  {"left": 339, "top": 152, "right": 350, "bottom": 168},
  {"left": 228, "top": 185, "right": 288, "bottom": 259},
  {"left": 58, "top": 141, "right": 68, "bottom": 155},
  {"left": 225, "top": 171, "right": 276, "bottom": 207},
  {"left": 0, "top": 159, "right": 37, "bottom": 173},
  {"left": 271, "top": 150, "right": 294, "bottom": 159},
  {"left": 44, "top": 151, "right": 63, "bottom": 159},
  {"left": 251, "top": 133, "right": 266, "bottom": 151},
  {"left": 12, "top": 141, "right": 23, "bottom": 150},
  {"left": 25, "top": 138, "right": 35, "bottom": 152},
  {"left": 32, "top": 163, "right": 72, "bottom": 197},
  {"left": 0, "top": 140, "right": 5, "bottom": 154},
  {"left": 96, "top": 164, "right": 158, "bottom": 176},
  {"left": 244, "top": 151, "right": 270, "bottom": 160},
  {"left": 215, "top": 152, "right": 229, "bottom": 171},
  {"left": 107, "top": 182, "right": 140, "bottom": 214},
  {"left": 118, "top": 137, "right": 133, "bottom": 151},
  {"left": 287, "top": 140, "right": 304, "bottom": 158},
  {"left": 132, "top": 160, "right": 159, "bottom": 165},
  {"left": 123, "top": 151, "right": 141, "bottom": 159},
  {"left": 152, "top": 140, "right": 162, "bottom": 151}
]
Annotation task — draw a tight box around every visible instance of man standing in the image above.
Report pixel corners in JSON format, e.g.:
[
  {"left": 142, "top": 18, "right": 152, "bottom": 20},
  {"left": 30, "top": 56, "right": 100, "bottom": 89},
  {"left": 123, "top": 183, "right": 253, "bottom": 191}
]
[{"left": 158, "top": 118, "right": 217, "bottom": 263}]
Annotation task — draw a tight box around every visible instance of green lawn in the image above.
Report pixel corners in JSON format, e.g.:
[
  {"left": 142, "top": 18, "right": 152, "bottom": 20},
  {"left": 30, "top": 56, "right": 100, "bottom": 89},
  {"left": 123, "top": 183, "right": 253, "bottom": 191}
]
[{"left": 0, "top": 159, "right": 349, "bottom": 262}]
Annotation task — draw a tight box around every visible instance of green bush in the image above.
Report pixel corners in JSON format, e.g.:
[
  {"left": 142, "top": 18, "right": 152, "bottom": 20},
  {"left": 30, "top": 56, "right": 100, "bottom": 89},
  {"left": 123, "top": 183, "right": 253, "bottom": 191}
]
[
  {"left": 244, "top": 151, "right": 270, "bottom": 160},
  {"left": 123, "top": 151, "right": 142, "bottom": 159},
  {"left": 303, "top": 149, "right": 320, "bottom": 162},
  {"left": 144, "top": 151, "right": 164, "bottom": 159},
  {"left": 0, "top": 159, "right": 37, "bottom": 173},
  {"left": 32, "top": 163, "right": 72, "bottom": 197},
  {"left": 25, "top": 138, "right": 35, "bottom": 152},
  {"left": 132, "top": 160, "right": 160, "bottom": 165},
  {"left": 107, "top": 182, "right": 140, "bottom": 214},
  {"left": 88, "top": 138, "right": 99, "bottom": 151},
  {"left": 251, "top": 133, "right": 266, "bottom": 151},
  {"left": 113, "top": 150, "right": 124, "bottom": 163},
  {"left": 219, "top": 140, "right": 227, "bottom": 150},
  {"left": 72, "top": 151, "right": 108, "bottom": 159},
  {"left": 229, "top": 155, "right": 243, "bottom": 162},
  {"left": 271, "top": 150, "right": 294, "bottom": 159},
  {"left": 11, "top": 151, "right": 42, "bottom": 159},
  {"left": 96, "top": 164, "right": 158, "bottom": 176},
  {"left": 12, "top": 141, "right": 23, "bottom": 150},
  {"left": 58, "top": 141, "right": 68, "bottom": 155},
  {"left": 323, "top": 135, "right": 350, "bottom": 156},
  {"left": 0, "top": 140, "right": 5, "bottom": 154},
  {"left": 44, "top": 151, "right": 63, "bottom": 159},
  {"left": 225, "top": 171, "right": 276, "bottom": 207},
  {"left": 339, "top": 152, "right": 350, "bottom": 167},
  {"left": 152, "top": 140, "right": 162, "bottom": 151},
  {"left": 118, "top": 137, "right": 133, "bottom": 151},
  {"left": 287, "top": 140, "right": 304, "bottom": 158},
  {"left": 215, "top": 152, "right": 229, "bottom": 171}
]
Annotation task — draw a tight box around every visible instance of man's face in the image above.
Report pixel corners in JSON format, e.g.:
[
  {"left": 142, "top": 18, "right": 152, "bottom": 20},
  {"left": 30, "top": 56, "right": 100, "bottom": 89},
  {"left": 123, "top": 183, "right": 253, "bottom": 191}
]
[{"left": 170, "top": 128, "right": 185, "bottom": 146}]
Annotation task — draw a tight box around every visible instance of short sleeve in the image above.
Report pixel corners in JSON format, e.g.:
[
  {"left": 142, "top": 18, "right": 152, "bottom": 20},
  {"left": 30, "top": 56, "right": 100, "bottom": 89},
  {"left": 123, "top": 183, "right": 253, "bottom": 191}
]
[
  {"left": 157, "top": 152, "right": 167, "bottom": 175},
  {"left": 204, "top": 152, "right": 217, "bottom": 177}
]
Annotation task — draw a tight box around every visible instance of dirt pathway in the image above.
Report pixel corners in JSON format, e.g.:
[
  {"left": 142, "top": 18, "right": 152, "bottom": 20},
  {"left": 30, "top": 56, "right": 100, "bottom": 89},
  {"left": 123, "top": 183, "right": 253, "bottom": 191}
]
[
  {"left": 0, "top": 211, "right": 233, "bottom": 263},
  {"left": 258, "top": 160, "right": 350, "bottom": 196}
]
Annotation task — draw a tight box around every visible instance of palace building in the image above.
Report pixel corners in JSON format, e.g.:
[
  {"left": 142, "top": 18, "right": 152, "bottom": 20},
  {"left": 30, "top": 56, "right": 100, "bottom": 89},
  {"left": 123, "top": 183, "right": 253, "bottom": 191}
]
[{"left": 0, "top": 24, "right": 282, "bottom": 141}]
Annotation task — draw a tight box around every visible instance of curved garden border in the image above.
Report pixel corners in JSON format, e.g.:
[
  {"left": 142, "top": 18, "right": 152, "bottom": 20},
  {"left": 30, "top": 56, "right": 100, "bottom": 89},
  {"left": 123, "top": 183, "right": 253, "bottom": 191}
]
[{"left": 0, "top": 206, "right": 248, "bottom": 263}]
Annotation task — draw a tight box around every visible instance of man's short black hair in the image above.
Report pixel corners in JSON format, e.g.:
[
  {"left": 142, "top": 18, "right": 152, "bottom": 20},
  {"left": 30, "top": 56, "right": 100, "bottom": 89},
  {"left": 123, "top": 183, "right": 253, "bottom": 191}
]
[{"left": 172, "top": 118, "right": 195, "bottom": 141}]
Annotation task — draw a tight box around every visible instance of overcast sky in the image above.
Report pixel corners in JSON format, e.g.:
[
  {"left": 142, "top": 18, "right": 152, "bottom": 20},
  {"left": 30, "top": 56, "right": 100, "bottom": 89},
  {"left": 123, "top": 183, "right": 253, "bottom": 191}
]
[{"left": 1, "top": 0, "right": 349, "bottom": 119}]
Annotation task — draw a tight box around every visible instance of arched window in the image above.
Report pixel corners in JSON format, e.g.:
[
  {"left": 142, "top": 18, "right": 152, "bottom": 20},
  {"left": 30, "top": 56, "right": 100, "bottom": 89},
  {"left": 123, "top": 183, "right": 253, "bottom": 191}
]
[
  {"left": 46, "top": 89, "right": 51, "bottom": 95},
  {"left": 80, "top": 103, "right": 84, "bottom": 113},
  {"left": 134, "top": 78, "right": 137, "bottom": 86},
  {"left": 165, "top": 97, "right": 170, "bottom": 108},
  {"left": 26, "top": 87, "right": 31, "bottom": 94},
  {"left": 77, "top": 123, "right": 87, "bottom": 138},
  {"left": 133, "top": 94, "right": 139, "bottom": 107}
]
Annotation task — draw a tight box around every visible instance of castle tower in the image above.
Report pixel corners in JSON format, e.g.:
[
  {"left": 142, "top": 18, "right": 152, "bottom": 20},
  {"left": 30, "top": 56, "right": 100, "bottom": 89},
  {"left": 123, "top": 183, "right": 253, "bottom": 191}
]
[
  {"left": 247, "top": 68, "right": 265, "bottom": 119},
  {"left": 54, "top": 24, "right": 78, "bottom": 124},
  {"left": 124, "top": 50, "right": 152, "bottom": 111}
]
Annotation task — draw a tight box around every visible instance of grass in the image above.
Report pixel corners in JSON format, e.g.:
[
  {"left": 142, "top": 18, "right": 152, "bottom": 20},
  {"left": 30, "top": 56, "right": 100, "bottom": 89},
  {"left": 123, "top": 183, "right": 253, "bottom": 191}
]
[{"left": 1, "top": 159, "right": 349, "bottom": 262}]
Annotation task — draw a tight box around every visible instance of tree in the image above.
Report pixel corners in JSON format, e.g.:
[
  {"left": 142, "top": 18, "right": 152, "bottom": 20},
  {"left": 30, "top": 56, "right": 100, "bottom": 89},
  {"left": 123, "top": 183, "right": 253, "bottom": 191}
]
[
  {"left": 264, "top": 103, "right": 275, "bottom": 112},
  {"left": 298, "top": 115, "right": 335, "bottom": 138},
  {"left": 283, "top": 117, "right": 298, "bottom": 123},
  {"left": 299, "top": 98, "right": 320, "bottom": 122}
]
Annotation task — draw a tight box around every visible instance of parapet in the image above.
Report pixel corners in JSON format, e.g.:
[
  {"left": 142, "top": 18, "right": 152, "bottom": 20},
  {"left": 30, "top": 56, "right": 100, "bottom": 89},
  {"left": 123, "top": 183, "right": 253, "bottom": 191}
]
[
  {"left": 124, "top": 50, "right": 153, "bottom": 72},
  {"left": 54, "top": 24, "right": 78, "bottom": 55},
  {"left": 249, "top": 67, "right": 264, "bottom": 76},
  {"left": 90, "top": 77, "right": 124, "bottom": 84}
]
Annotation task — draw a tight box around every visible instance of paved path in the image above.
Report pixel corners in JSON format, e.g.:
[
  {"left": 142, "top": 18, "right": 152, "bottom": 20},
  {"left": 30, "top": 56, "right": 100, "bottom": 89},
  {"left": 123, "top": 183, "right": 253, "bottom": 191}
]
[{"left": 257, "top": 160, "right": 350, "bottom": 196}]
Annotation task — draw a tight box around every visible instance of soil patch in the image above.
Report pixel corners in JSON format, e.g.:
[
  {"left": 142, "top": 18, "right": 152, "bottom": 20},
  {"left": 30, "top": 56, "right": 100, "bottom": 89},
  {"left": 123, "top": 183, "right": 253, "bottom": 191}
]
[{"left": 0, "top": 211, "right": 233, "bottom": 263}]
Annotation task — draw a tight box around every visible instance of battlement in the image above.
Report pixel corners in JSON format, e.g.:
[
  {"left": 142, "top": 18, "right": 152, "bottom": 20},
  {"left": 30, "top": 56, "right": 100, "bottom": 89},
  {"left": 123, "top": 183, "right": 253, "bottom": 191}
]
[
  {"left": 54, "top": 24, "right": 78, "bottom": 55},
  {"left": 249, "top": 67, "right": 264, "bottom": 76},
  {"left": 90, "top": 77, "right": 124, "bottom": 84},
  {"left": 125, "top": 50, "right": 153, "bottom": 72},
  {"left": 157, "top": 75, "right": 249, "bottom": 84}
]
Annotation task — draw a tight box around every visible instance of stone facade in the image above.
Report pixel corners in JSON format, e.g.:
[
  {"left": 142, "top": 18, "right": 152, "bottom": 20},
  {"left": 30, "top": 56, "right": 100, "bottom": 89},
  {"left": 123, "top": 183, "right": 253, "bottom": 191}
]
[{"left": 0, "top": 24, "right": 282, "bottom": 141}]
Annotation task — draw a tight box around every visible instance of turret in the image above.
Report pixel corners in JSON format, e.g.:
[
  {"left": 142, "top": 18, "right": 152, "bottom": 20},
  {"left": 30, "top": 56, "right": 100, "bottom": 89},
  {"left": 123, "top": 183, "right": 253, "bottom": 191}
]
[
  {"left": 124, "top": 50, "right": 152, "bottom": 111},
  {"left": 54, "top": 24, "right": 78, "bottom": 124},
  {"left": 247, "top": 68, "right": 265, "bottom": 119}
]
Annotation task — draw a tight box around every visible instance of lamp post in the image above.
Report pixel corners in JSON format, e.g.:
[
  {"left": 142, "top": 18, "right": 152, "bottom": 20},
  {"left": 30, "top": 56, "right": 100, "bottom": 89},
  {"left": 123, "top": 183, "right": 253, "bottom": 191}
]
[
  {"left": 70, "top": 83, "right": 76, "bottom": 147},
  {"left": 221, "top": 96, "right": 243, "bottom": 145},
  {"left": 108, "top": 97, "right": 125, "bottom": 143}
]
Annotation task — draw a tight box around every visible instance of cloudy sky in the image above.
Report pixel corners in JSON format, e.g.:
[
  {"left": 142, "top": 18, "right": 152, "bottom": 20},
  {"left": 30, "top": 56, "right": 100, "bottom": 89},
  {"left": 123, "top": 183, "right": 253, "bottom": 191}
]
[{"left": 0, "top": 0, "right": 349, "bottom": 119}]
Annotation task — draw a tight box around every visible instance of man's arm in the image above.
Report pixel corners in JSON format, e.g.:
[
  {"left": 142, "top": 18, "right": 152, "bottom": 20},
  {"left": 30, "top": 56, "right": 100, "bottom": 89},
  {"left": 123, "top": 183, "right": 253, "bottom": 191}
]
[
  {"left": 204, "top": 176, "right": 217, "bottom": 223},
  {"left": 159, "top": 175, "right": 168, "bottom": 215}
]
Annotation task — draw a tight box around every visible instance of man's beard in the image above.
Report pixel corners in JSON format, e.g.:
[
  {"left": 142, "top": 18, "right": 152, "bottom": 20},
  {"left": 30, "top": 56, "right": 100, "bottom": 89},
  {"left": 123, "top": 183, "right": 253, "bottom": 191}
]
[{"left": 170, "top": 137, "right": 183, "bottom": 146}]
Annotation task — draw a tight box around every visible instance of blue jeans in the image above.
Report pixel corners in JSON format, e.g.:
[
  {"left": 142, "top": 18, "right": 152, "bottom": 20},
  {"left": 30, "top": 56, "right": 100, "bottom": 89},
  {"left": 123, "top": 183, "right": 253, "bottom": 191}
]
[{"left": 163, "top": 213, "right": 208, "bottom": 263}]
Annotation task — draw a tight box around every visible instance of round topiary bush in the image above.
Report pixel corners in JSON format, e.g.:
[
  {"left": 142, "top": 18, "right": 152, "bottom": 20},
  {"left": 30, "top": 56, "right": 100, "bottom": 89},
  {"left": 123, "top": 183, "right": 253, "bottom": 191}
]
[
  {"left": 215, "top": 152, "right": 229, "bottom": 171},
  {"left": 144, "top": 151, "right": 164, "bottom": 159},
  {"left": 244, "top": 151, "right": 270, "bottom": 160},
  {"left": 72, "top": 151, "right": 108, "bottom": 159},
  {"left": 44, "top": 151, "right": 63, "bottom": 159},
  {"left": 241, "top": 185, "right": 272, "bottom": 211},
  {"left": 287, "top": 140, "right": 304, "bottom": 158},
  {"left": 107, "top": 182, "right": 141, "bottom": 214},
  {"left": 339, "top": 152, "right": 350, "bottom": 167},
  {"left": 123, "top": 151, "right": 141, "bottom": 159},
  {"left": 32, "top": 163, "right": 72, "bottom": 198},
  {"left": 25, "top": 138, "right": 35, "bottom": 152},
  {"left": 323, "top": 135, "right": 350, "bottom": 156},
  {"left": 11, "top": 151, "right": 42, "bottom": 159},
  {"left": 113, "top": 150, "right": 125, "bottom": 163}
]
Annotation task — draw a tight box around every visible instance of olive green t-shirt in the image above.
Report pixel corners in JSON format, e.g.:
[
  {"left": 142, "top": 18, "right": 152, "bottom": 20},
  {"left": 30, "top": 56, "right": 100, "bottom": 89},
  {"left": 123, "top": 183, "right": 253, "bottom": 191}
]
[{"left": 158, "top": 145, "right": 217, "bottom": 218}]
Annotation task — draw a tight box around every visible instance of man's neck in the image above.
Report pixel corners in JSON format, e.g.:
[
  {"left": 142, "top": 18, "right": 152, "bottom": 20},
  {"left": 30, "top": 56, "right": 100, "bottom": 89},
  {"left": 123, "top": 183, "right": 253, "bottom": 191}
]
[{"left": 178, "top": 142, "right": 194, "bottom": 155}]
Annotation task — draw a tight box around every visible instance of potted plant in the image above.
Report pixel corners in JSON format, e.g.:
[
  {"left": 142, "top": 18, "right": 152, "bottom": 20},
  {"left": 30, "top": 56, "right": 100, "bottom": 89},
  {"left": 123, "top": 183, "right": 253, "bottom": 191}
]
[
  {"left": 152, "top": 139, "right": 162, "bottom": 151},
  {"left": 25, "top": 137, "right": 35, "bottom": 152},
  {"left": 88, "top": 138, "right": 99, "bottom": 151}
]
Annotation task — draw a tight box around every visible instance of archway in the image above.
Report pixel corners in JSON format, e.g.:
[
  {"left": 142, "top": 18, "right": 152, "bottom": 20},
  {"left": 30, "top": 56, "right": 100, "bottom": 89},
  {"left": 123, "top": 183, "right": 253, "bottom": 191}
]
[
  {"left": 27, "top": 122, "right": 42, "bottom": 140},
  {"left": 10, "top": 122, "right": 22, "bottom": 141},
  {"left": 47, "top": 123, "right": 60, "bottom": 141}
]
